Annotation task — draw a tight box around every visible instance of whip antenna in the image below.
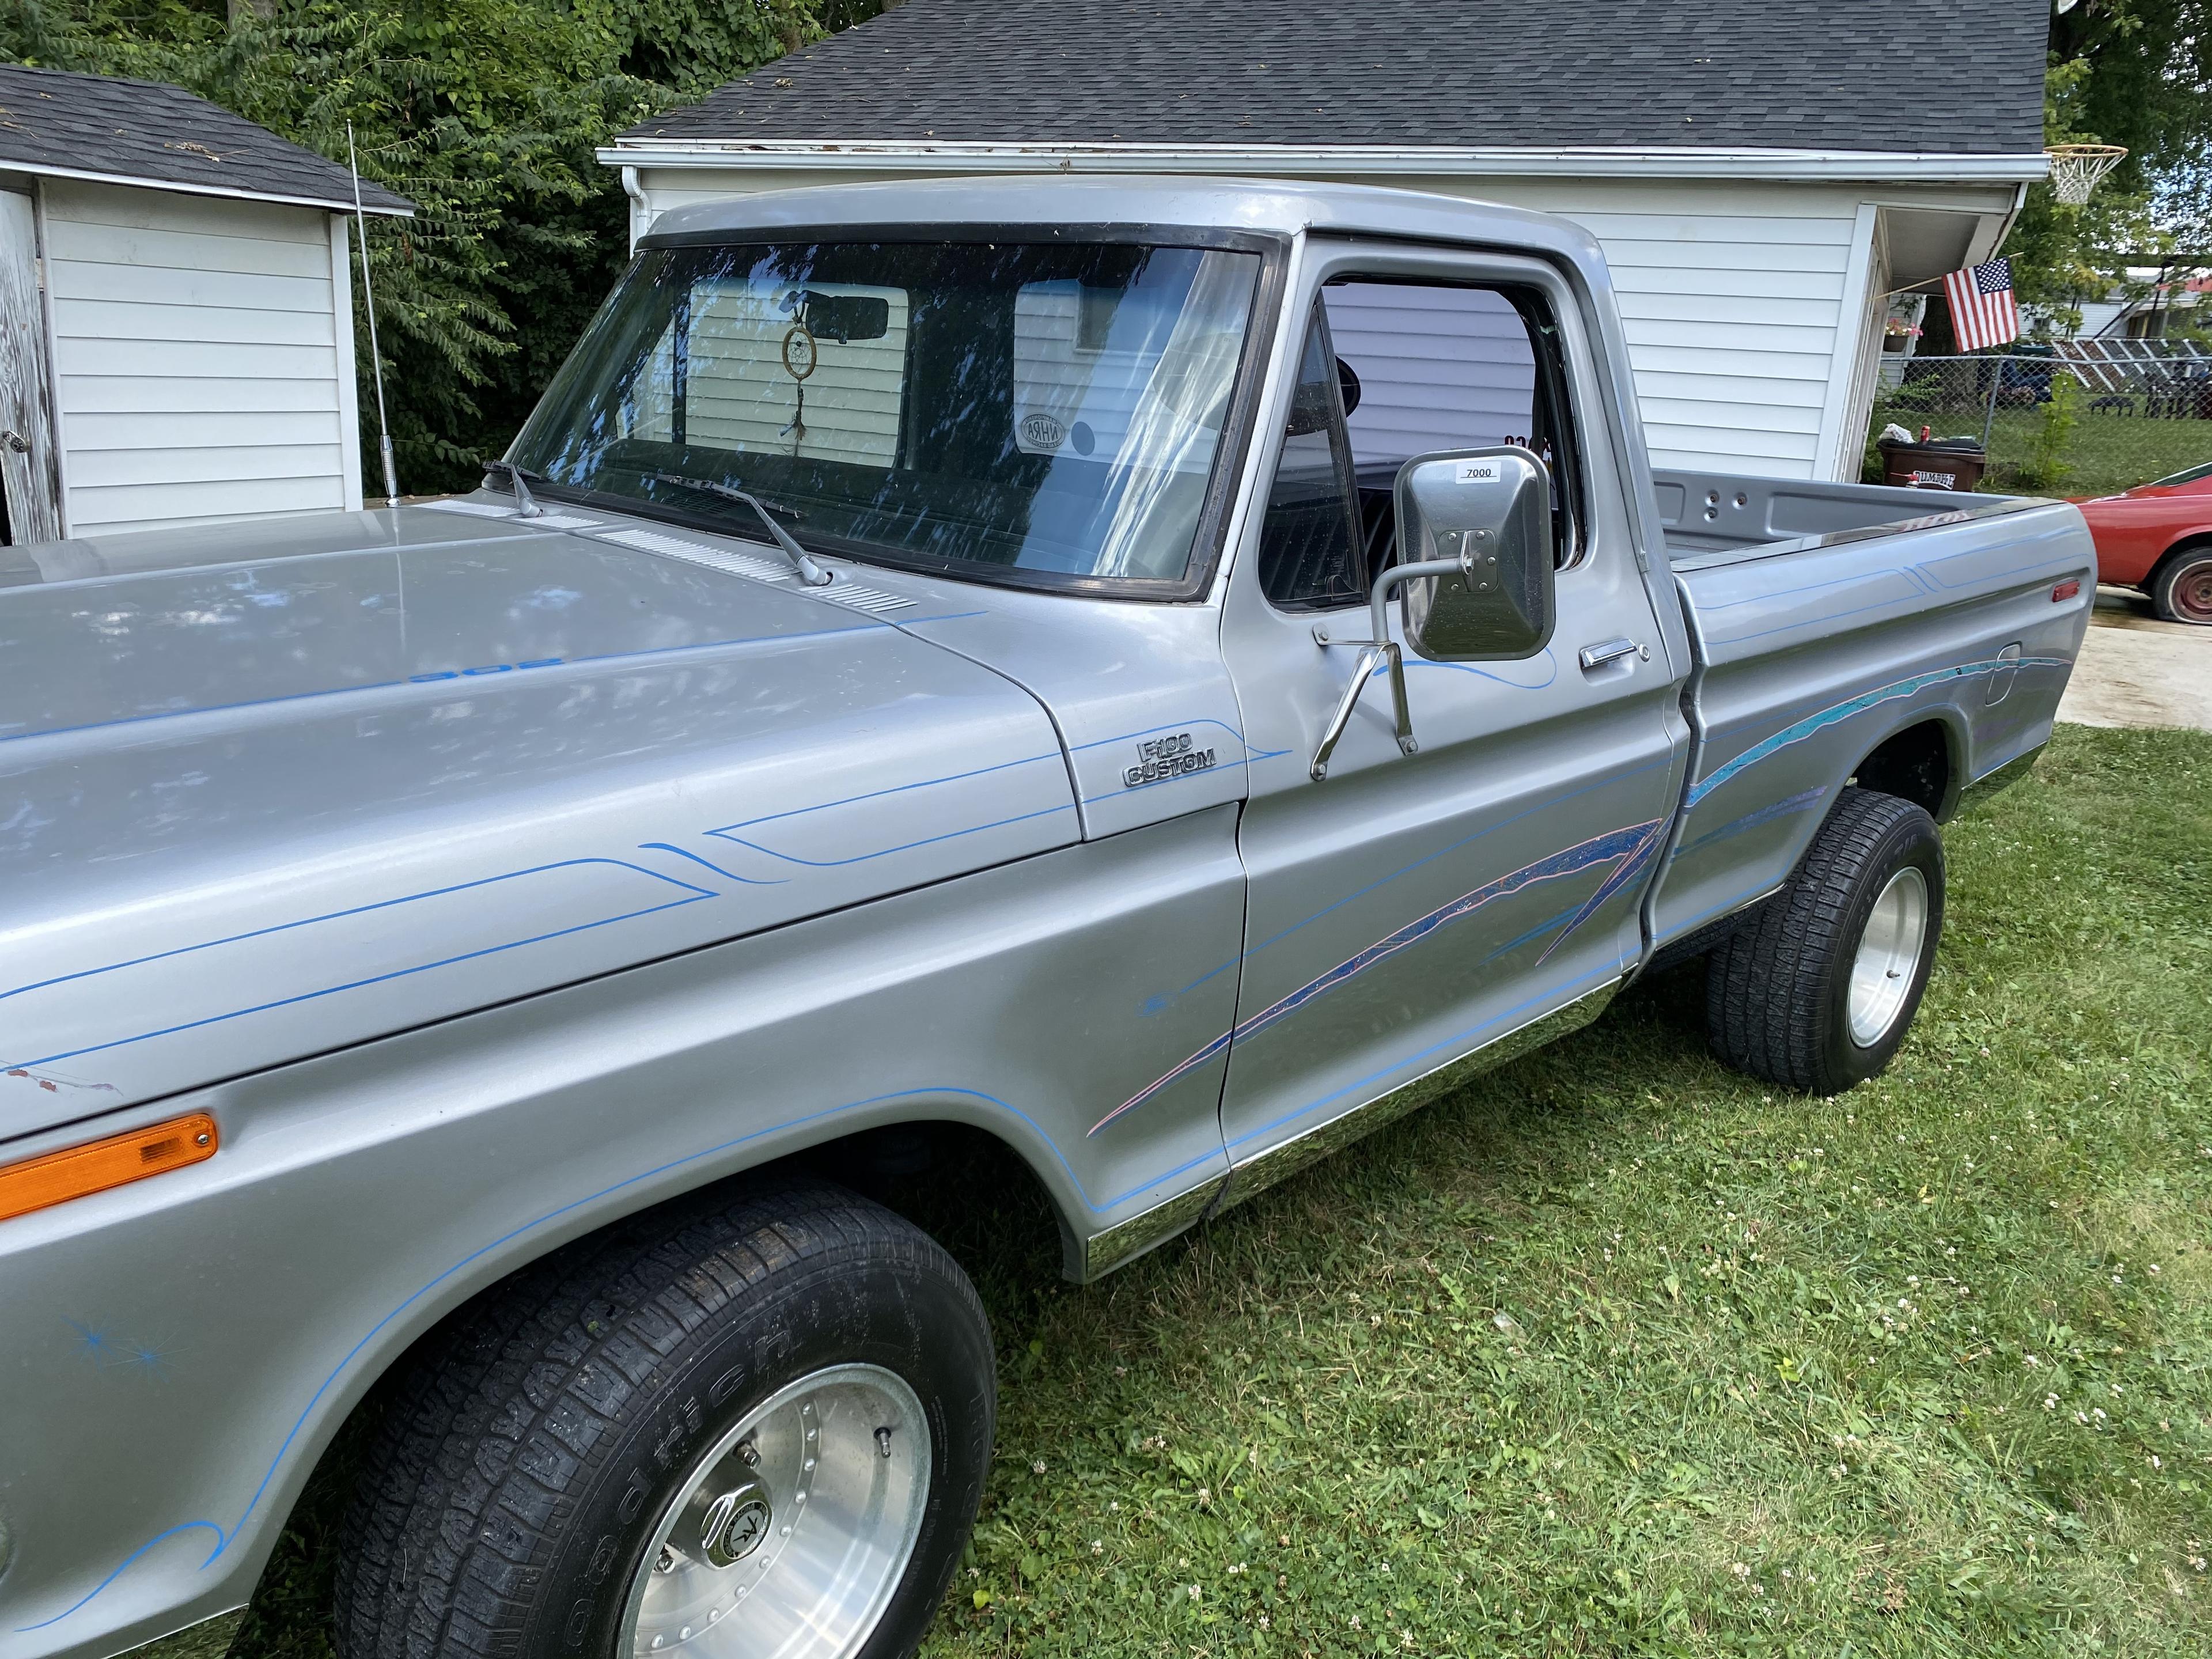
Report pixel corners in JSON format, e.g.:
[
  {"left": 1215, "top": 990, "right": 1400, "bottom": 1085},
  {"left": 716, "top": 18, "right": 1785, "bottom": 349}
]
[{"left": 347, "top": 124, "right": 400, "bottom": 507}]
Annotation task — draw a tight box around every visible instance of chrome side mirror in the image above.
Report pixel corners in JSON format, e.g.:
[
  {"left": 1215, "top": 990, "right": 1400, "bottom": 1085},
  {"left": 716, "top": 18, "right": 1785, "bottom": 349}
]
[
  {"left": 1309, "top": 446, "right": 1556, "bottom": 782},
  {"left": 1395, "top": 446, "right": 1555, "bottom": 662}
]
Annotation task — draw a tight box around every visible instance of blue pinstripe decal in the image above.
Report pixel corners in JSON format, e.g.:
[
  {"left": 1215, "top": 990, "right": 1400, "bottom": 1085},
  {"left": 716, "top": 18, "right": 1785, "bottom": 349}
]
[
  {"left": 1093, "top": 820, "right": 1662, "bottom": 1138},
  {"left": 2, "top": 862, "right": 717, "bottom": 1074}
]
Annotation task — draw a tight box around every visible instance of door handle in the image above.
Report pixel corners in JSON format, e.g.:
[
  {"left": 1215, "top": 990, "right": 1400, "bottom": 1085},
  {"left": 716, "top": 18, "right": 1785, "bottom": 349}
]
[{"left": 1578, "top": 637, "right": 1647, "bottom": 672}]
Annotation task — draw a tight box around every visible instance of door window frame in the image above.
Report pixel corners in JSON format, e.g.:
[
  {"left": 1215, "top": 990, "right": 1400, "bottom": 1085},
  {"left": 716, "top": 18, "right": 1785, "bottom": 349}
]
[{"left": 1235, "top": 238, "right": 1608, "bottom": 616}]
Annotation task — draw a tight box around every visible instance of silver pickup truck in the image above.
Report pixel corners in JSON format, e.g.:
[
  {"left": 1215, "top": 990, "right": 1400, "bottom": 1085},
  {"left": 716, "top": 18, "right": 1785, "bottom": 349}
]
[{"left": 0, "top": 179, "right": 2091, "bottom": 1659}]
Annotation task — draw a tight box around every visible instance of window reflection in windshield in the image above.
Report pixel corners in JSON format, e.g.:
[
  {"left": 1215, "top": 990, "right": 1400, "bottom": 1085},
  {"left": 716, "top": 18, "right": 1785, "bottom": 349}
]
[{"left": 510, "top": 240, "right": 1262, "bottom": 587}]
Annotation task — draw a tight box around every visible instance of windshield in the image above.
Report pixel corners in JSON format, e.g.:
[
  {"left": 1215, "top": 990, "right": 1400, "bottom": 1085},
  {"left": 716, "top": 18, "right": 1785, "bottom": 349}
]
[
  {"left": 509, "top": 238, "right": 1264, "bottom": 589},
  {"left": 2152, "top": 460, "right": 2212, "bottom": 487}
]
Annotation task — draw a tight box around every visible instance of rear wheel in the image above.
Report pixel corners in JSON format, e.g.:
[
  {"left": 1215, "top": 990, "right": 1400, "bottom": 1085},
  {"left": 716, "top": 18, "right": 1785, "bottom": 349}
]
[
  {"left": 335, "top": 1180, "right": 993, "bottom": 1659},
  {"left": 1705, "top": 787, "right": 1944, "bottom": 1095},
  {"left": 2150, "top": 543, "right": 2212, "bottom": 624}
]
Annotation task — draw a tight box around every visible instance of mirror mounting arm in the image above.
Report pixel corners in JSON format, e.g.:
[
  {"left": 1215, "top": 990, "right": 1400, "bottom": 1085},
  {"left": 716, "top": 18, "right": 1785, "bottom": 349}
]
[{"left": 1309, "top": 556, "right": 1465, "bottom": 782}]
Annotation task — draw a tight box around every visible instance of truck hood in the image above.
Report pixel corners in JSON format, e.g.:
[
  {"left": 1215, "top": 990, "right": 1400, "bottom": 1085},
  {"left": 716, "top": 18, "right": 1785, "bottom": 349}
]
[{"left": 1, "top": 506, "right": 1077, "bottom": 1134}]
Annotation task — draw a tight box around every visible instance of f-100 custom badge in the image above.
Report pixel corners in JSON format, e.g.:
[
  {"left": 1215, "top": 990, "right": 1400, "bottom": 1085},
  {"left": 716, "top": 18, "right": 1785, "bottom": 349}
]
[{"left": 1123, "top": 731, "right": 1216, "bottom": 789}]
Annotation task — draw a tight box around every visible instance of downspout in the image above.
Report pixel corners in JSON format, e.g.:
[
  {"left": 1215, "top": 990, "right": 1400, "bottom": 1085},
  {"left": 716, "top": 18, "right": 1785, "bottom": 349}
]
[
  {"left": 622, "top": 165, "right": 650, "bottom": 253},
  {"left": 1978, "top": 180, "right": 2032, "bottom": 265}
]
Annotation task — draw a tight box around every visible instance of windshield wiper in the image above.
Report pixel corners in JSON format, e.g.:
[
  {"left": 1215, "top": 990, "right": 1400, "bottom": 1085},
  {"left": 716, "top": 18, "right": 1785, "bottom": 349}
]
[
  {"left": 482, "top": 459, "right": 546, "bottom": 520},
  {"left": 641, "top": 472, "right": 833, "bottom": 586}
]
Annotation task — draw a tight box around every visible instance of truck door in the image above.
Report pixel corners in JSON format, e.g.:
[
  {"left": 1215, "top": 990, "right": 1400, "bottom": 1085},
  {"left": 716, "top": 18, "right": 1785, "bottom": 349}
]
[{"left": 1209, "top": 244, "right": 1688, "bottom": 1197}]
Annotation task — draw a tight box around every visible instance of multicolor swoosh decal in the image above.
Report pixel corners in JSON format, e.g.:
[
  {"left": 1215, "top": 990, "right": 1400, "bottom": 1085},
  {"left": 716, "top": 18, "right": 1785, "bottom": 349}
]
[
  {"left": 1089, "top": 819, "right": 1663, "bottom": 1137},
  {"left": 1685, "top": 655, "right": 2070, "bottom": 808}
]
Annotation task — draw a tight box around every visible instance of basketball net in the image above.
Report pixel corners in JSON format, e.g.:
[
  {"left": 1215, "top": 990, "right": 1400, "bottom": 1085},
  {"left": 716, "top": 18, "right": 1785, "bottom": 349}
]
[{"left": 2047, "top": 144, "right": 2127, "bottom": 206}]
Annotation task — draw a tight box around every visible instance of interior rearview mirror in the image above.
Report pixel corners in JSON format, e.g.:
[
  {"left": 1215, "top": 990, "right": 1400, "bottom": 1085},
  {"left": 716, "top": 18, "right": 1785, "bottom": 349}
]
[
  {"left": 1392, "top": 446, "right": 1555, "bottom": 661},
  {"left": 794, "top": 291, "right": 891, "bottom": 343}
]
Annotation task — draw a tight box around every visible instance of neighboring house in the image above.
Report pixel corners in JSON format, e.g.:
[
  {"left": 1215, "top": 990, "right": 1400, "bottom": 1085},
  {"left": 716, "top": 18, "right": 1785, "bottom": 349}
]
[
  {"left": 2070, "top": 268, "right": 2212, "bottom": 340},
  {"left": 0, "top": 64, "right": 412, "bottom": 542},
  {"left": 600, "top": 0, "right": 2050, "bottom": 483}
]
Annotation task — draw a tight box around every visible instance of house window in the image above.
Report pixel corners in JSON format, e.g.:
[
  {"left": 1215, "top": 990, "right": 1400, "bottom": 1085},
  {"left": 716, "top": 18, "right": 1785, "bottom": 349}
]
[{"left": 1077, "top": 282, "right": 1120, "bottom": 352}]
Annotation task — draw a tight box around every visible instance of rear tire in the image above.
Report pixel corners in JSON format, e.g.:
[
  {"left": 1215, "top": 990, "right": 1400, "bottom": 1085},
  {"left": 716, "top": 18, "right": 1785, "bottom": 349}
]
[
  {"left": 1705, "top": 787, "right": 1944, "bottom": 1095},
  {"left": 335, "top": 1180, "right": 993, "bottom": 1659},
  {"left": 2150, "top": 543, "right": 2212, "bottom": 625}
]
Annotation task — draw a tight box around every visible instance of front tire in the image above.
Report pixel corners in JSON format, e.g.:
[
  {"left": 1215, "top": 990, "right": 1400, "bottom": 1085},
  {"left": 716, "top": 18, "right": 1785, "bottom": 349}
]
[
  {"left": 335, "top": 1180, "right": 993, "bottom": 1659},
  {"left": 1705, "top": 787, "right": 1944, "bottom": 1095},
  {"left": 2150, "top": 543, "right": 2212, "bottom": 624}
]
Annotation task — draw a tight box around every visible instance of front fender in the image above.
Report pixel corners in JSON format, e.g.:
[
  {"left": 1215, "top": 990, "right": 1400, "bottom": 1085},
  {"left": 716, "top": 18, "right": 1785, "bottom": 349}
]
[{"left": 0, "top": 809, "right": 1243, "bottom": 1659}]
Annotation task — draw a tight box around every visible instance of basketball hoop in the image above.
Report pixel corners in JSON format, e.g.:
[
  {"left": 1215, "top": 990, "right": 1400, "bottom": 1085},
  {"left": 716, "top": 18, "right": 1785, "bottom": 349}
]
[{"left": 2046, "top": 143, "right": 2127, "bottom": 206}]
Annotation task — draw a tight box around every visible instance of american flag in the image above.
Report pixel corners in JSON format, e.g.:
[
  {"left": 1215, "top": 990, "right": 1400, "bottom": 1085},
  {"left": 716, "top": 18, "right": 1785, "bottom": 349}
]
[{"left": 1944, "top": 256, "right": 2021, "bottom": 351}]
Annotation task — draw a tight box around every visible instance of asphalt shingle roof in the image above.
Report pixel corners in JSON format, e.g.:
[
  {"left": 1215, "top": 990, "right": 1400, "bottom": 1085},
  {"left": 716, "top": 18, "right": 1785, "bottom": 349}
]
[
  {"left": 624, "top": 0, "right": 2047, "bottom": 155},
  {"left": 0, "top": 63, "right": 412, "bottom": 213}
]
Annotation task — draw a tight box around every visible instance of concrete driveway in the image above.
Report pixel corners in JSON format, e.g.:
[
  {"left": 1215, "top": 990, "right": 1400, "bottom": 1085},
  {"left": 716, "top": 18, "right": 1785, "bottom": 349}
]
[{"left": 2057, "top": 588, "right": 2212, "bottom": 732}]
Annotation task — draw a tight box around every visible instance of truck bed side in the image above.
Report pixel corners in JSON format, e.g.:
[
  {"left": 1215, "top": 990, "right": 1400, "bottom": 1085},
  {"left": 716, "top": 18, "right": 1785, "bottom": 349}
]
[{"left": 1647, "top": 495, "right": 2094, "bottom": 950}]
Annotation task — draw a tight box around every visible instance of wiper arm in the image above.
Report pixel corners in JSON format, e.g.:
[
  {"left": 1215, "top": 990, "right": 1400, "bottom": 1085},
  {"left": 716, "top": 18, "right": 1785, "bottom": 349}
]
[
  {"left": 482, "top": 459, "right": 546, "bottom": 520},
  {"left": 642, "top": 472, "right": 833, "bottom": 586}
]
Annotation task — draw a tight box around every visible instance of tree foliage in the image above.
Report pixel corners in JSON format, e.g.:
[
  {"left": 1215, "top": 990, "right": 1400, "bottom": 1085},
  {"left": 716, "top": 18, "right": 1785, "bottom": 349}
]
[
  {"left": 0, "top": 0, "right": 852, "bottom": 491},
  {"left": 2010, "top": 2, "right": 2212, "bottom": 329}
]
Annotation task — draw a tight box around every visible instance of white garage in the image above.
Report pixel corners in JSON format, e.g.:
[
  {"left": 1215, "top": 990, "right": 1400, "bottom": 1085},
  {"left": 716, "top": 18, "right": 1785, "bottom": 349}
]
[
  {"left": 600, "top": 0, "right": 2050, "bottom": 483},
  {"left": 0, "top": 63, "right": 412, "bottom": 543}
]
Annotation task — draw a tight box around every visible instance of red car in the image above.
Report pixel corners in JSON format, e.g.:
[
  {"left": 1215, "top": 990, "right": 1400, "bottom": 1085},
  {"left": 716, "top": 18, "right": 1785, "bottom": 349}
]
[{"left": 2073, "top": 462, "right": 2212, "bottom": 623}]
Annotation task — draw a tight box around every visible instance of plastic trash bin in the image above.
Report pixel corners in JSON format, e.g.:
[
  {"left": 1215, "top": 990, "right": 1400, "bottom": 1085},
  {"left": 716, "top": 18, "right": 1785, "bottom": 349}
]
[{"left": 1877, "top": 440, "right": 1987, "bottom": 493}]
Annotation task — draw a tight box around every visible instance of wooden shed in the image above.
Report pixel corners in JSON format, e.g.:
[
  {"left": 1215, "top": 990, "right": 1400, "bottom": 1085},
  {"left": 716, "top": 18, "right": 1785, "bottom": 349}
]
[
  {"left": 0, "top": 64, "right": 411, "bottom": 543},
  {"left": 602, "top": 0, "right": 2050, "bottom": 483}
]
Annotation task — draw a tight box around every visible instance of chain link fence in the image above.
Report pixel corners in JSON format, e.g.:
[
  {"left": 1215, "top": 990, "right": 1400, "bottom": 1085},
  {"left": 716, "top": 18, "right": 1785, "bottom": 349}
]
[{"left": 1865, "top": 349, "right": 2212, "bottom": 497}]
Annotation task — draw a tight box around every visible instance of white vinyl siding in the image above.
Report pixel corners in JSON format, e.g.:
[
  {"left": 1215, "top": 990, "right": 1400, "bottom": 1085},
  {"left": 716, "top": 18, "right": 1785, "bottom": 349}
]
[
  {"left": 630, "top": 279, "right": 908, "bottom": 467},
  {"left": 1461, "top": 186, "right": 1858, "bottom": 479},
  {"left": 1320, "top": 283, "right": 1537, "bottom": 467},
  {"left": 43, "top": 179, "right": 354, "bottom": 535}
]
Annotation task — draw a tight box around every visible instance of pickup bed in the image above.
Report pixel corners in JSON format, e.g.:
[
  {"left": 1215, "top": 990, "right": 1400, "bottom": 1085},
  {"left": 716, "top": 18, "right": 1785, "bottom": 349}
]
[{"left": 0, "top": 178, "right": 2091, "bottom": 1659}]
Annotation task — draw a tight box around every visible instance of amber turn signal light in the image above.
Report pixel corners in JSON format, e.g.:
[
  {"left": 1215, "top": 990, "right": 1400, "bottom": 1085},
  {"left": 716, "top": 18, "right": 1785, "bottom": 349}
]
[{"left": 0, "top": 1112, "right": 218, "bottom": 1224}]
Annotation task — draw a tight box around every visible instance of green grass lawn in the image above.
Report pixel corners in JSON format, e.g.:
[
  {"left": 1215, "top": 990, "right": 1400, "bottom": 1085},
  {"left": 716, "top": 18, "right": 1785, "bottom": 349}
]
[
  {"left": 1986, "top": 412, "right": 2212, "bottom": 499},
  {"left": 235, "top": 726, "right": 2212, "bottom": 1659}
]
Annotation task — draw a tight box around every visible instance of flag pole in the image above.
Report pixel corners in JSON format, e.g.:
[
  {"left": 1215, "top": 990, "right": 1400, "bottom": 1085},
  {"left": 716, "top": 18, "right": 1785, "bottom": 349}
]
[{"left": 347, "top": 123, "right": 400, "bottom": 508}]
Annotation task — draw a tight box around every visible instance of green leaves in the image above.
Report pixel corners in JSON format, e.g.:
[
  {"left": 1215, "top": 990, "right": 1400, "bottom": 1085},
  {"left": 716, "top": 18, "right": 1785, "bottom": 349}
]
[{"left": 1, "top": 0, "right": 839, "bottom": 490}]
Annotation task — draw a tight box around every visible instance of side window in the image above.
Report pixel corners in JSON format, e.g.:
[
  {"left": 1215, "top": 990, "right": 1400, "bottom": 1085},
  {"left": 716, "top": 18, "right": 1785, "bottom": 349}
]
[
  {"left": 1321, "top": 279, "right": 1582, "bottom": 566},
  {"left": 1255, "top": 305, "right": 1365, "bottom": 611}
]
